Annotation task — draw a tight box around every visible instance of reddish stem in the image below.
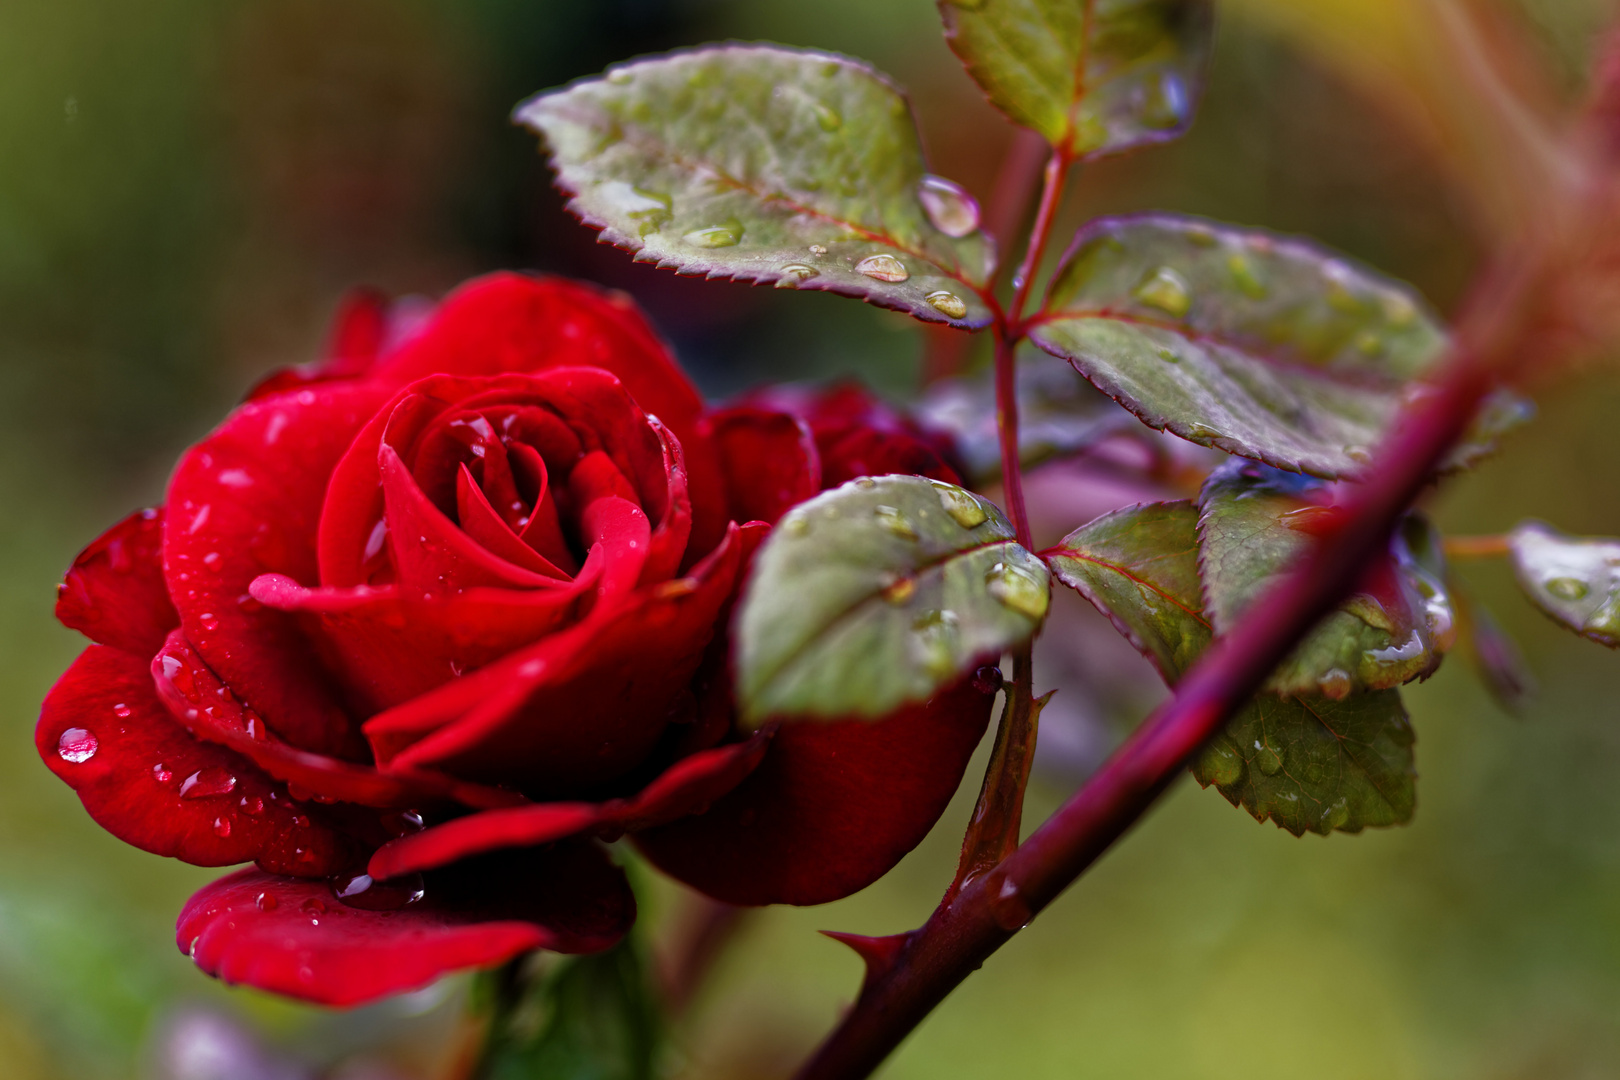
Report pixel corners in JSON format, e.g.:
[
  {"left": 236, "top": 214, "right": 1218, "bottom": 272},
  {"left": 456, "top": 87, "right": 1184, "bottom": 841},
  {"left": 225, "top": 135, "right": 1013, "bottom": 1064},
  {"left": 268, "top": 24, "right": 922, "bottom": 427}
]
[
  {"left": 1443, "top": 534, "right": 1513, "bottom": 559},
  {"left": 1009, "top": 151, "right": 1070, "bottom": 329},
  {"left": 793, "top": 239, "right": 1543, "bottom": 1079}
]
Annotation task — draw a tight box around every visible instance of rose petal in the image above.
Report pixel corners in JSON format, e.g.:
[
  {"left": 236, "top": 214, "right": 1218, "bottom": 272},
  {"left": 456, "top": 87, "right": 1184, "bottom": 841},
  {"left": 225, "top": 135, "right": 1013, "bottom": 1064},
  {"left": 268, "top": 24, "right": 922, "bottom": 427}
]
[
  {"left": 635, "top": 676, "right": 996, "bottom": 906},
  {"left": 701, "top": 407, "right": 821, "bottom": 527},
  {"left": 55, "top": 508, "right": 178, "bottom": 657},
  {"left": 248, "top": 572, "right": 593, "bottom": 715},
  {"left": 367, "top": 730, "right": 771, "bottom": 879},
  {"left": 38, "top": 646, "right": 359, "bottom": 875},
  {"left": 151, "top": 629, "right": 524, "bottom": 811},
  {"left": 816, "top": 426, "right": 961, "bottom": 489},
  {"left": 177, "top": 841, "right": 634, "bottom": 1006},
  {"left": 365, "top": 525, "right": 744, "bottom": 791},
  {"left": 165, "top": 383, "right": 392, "bottom": 758}
]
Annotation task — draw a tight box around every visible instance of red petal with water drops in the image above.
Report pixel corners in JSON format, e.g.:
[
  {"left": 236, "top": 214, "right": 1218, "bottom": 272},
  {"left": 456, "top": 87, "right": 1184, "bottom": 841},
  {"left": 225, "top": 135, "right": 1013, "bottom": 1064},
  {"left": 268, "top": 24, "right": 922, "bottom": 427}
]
[
  {"left": 635, "top": 676, "right": 996, "bottom": 906},
  {"left": 365, "top": 525, "right": 745, "bottom": 791},
  {"left": 367, "top": 730, "right": 771, "bottom": 879},
  {"left": 151, "top": 629, "right": 523, "bottom": 812},
  {"left": 164, "top": 381, "right": 393, "bottom": 759},
  {"left": 38, "top": 646, "right": 358, "bottom": 876},
  {"left": 55, "top": 508, "right": 179, "bottom": 658},
  {"left": 177, "top": 841, "right": 634, "bottom": 1006},
  {"left": 248, "top": 573, "right": 593, "bottom": 717},
  {"left": 701, "top": 407, "right": 821, "bottom": 526}
]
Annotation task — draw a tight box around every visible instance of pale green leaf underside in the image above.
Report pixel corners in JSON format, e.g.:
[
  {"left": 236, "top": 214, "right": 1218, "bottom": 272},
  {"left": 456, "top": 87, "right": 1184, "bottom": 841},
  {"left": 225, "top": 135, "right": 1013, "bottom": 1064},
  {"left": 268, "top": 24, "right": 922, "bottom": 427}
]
[
  {"left": 1049, "top": 500, "right": 1415, "bottom": 835},
  {"left": 1029, "top": 214, "right": 1528, "bottom": 478},
  {"left": 736, "top": 476, "right": 1049, "bottom": 723},
  {"left": 939, "top": 0, "right": 1214, "bottom": 157},
  {"left": 516, "top": 46, "right": 996, "bottom": 328},
  {"left": 1197, "top": 461, "right": 1454, "bottom": 697},
  {"left": 1509, "top": 521, "right": 1620, "bottom": 647}
]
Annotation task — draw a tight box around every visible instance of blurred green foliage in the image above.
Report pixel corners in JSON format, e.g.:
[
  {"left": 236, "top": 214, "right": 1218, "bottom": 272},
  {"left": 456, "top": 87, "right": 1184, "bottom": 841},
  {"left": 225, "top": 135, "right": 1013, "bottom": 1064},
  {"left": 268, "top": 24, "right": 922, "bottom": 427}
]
[{"left": 4, "top": 1, "right": 1620, "bottom": 1077}]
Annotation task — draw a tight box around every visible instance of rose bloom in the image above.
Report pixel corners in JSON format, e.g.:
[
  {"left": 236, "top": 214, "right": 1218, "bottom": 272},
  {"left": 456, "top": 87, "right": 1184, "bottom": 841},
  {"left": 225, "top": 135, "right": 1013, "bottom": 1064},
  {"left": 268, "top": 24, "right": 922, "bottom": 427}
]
[{"left": 38, "top": 274, "right": 999, "bottom": 1005}]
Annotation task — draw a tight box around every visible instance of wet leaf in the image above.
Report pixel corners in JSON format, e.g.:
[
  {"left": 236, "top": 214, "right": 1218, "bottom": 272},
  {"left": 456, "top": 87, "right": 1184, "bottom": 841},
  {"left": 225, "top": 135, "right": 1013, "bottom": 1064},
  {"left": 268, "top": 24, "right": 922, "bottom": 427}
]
[
  {"left": 1045, "top": 499, "right": 1210, "bottom": 681},
  {"left": 1191, "top": 690, "right": 1416, "bottom": 836},
  {"left": 516, "top": 46, "right": 996, "bottom": 328},
  {"left": 736, "top": 476, "right": 1048, "bottom": 724},
  {"left": 917, "top": 349, "right": 1136, "bottom": 486},
  {"left": 937, "top": 0, "right": 1215, "bottom": 158},
  {"left": 477, "top": 942, "right": 660, "bottom": 1080},
  {"left": 1508, "top": 522, "right": 1620, "bottom": 647},
  {"left": 1048, "top": 500, "right": 1416, "bottom": 835},
  {"left": 1028, "top": 214, "right": 1529, "bottom": 477},
  {"left": 1197, "top": 460, "right": 1455, "bottom": 698}
]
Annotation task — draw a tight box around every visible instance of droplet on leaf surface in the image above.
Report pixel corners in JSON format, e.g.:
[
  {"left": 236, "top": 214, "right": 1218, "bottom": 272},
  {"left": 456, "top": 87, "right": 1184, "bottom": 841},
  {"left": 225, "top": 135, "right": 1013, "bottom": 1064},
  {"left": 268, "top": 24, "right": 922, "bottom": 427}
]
[
  {"left": 925, "top": 290, "right": 969, "bottom": 319},
  {"left": 1547, "top": 577, "right": 1589, "bottom": 601},
  {"left": 777, "top": 263, "right": 819, "bottom": 288},
  {"left": 856, "top": 254, "right": 909, "bottom": 282},
  {"left": 874, "top": 504, "right": 919, "bottom": 540},
  {"left": 917, "top": 174, "right": 981, "bottom": 237},
  {"left": 1132, "top": 267, "right": 1191, "bottom": 317},
  {"left": 935, "top": 485, "right": 988, "bottom": 529},
  {"left": 985, "top": 562, "right": 1049, "bottom": 621},
  {"left": 684, "top": 221, "right": 743, "bottom": 248}
]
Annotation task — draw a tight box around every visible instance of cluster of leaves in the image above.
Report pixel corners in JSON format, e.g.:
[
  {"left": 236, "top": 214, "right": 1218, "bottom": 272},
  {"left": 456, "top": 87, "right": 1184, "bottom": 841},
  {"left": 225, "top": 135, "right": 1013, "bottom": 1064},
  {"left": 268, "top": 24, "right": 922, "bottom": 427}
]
[{"left": 513, "top": 0, "right": 1620, "bottom": 849}]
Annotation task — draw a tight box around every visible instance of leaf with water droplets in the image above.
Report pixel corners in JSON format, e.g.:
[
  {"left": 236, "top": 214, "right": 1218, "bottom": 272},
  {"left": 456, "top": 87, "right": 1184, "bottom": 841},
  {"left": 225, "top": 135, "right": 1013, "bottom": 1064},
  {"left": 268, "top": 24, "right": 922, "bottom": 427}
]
[
  {"left": 1196, "top": 460, "right": 1455, "bottom": 697},
  {"left": 1508, "top": 521, "right": 1620, "bottom": 647},
  {"left": 736, "top": 476, "right": 1048, "bottom": 724},
  {"left": 937, "top": 0, "right": 1214, "bottom": 157},
  {"left": 1192, "top": 690, "right": 1415, "bottom": 837},
  {"left": 1046, "top": 500, "right": 1417, "bottom": 835},
  {"left": 516, "top": 46, "right": 995, "bottom": 328},
  {"left": 1028, "top": 214, "right": 1530, "bottom": 478}
]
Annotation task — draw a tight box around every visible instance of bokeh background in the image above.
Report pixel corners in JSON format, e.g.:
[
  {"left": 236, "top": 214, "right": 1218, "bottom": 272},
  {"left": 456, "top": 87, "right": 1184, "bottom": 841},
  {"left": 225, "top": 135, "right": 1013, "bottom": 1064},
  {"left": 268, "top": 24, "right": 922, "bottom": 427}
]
[{"left": 5, "top": 0, "right": 1620, "bottom": 1077}]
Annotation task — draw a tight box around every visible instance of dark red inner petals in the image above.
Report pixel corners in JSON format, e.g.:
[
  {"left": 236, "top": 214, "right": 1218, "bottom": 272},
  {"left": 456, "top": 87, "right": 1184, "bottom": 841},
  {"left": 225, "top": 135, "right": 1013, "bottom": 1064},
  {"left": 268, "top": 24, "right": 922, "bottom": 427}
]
[
  {"left": 702, "top": 407, "right": 822, "bottom": 526},
  {"left": 39, "top": 646, "right": 360, "bottom": 876},
  {"left": 56, "top": 508, "right": 178, "bottom": 658},
  {"left": 178, "top": 841, "right": 634, "bottom": 1007}
]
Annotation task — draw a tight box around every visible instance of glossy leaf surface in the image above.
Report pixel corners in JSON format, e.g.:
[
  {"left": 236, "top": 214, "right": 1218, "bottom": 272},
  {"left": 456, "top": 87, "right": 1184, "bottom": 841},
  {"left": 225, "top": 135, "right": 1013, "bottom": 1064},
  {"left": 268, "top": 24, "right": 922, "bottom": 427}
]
[
  {"left": 1197, "top": 461, "right": 1454, "bottom": 697},
  {"left": 736, "top": 476, "right": 1048, "bottom": 723},
  {"left": 516, "top": 46, "right": 995, "bottom": 328},
  {"left": 477, "top": 941, "right": 660, "bottom": 1080},
  {"left": 938, "top": 0, "right": 1214, "bottom": 157},
  {"left": 1029, "top": 214, "right": 1526, "bottom": 477},
  {"left": 1048, "top": 501, "right": 1415, "bottom": 834},
  {"left": 1509, "top": 522, "right": 1620, "bottom": 647}
]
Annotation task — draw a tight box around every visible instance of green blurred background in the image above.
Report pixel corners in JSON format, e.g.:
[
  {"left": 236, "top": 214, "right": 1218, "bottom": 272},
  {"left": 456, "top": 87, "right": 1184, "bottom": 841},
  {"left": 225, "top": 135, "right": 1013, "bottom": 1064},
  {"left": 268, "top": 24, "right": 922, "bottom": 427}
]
[{"left": 5, "top": 0, "right": 1620, "bottom": 1076}]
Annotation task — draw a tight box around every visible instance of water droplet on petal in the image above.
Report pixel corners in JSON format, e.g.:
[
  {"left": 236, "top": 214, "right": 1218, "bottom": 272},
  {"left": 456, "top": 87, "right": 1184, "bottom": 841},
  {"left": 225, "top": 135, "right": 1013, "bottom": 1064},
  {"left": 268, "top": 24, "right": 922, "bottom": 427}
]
[
  {"left": 917, "top": 174, "right": 980, "bottom": 237},
  {"left": 331, "top": 871, "right": 426, "bottom": 911},
  {"left": 239, "top": 795, "right": 264, "bottom": 816},
  {"left": 1547, "top": 576, "right": 1589, "bottom": 601},
  {"left": 776, "top": 263, "right": 819, "bottom": 289},
  {"left": 684, "top": 220, "right": 743, "bottom": 248},
  {"left": 856, "top": 254, "right": 909, "bottom": 283},
  {"left": 57, "top": 728, "right": 98, "bottom": 764},
  {"left": 212, "top": 817, "right": 232, "bottom": 838},
  {"left": 1317, "top": 668, "right": 1353, "bottom": 700},
  {"left": 985, "top": 561, "right": 1049, "bottom": 621},
  {"left": 874, "top": 504, "right": 919, "bottom": 540},
  {"left": 925, "top": 290, "right": 969, "bottom": 319},
  {"left": 112, "top": 702, "right": 132, "bottom": 718},
  {"left": 179, "top": 767, "right": 237, "bottom": 799},
  {"left": 300, "top": 897, "right": 327, "bottom": 916},
  {"left": 1132, "top": 267, "right": 1191, "bottom": 317},
  {"left": 256, "top": 891, "right": 278, "bottom": 911},
  {"left": 153, "top": 764, "right": 174, "bottom": 784}
]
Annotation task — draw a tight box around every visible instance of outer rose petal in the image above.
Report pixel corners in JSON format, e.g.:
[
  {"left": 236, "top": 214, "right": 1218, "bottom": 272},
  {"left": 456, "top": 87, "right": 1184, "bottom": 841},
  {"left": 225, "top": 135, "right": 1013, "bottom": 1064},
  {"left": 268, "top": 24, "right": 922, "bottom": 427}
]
[
  {"left": 165, "top": 381, "right": 394, "bottom": 758},
  {"left": 365, "top": 525, "right": 746, "bottom": 791},
  {"left": 55, "top": 508, "right": 178, "bottom": 657},
  {"left": 635, "top": 677, "right": 997, "bottom": 906},
  {"left": 701, "top": 407, "right": 821, "bottom": 526},
  {"left": 151, "top": 629, "right": 524, "bottom": 812},
  {"left": 366, "top": 730, "right": 772, "bottom": 879},
  {"left": 178, "top": 842, "right": 634, "bottom": 1007},
  {"left": 38, "top": 646, "right": 358, "bottom": 876}
]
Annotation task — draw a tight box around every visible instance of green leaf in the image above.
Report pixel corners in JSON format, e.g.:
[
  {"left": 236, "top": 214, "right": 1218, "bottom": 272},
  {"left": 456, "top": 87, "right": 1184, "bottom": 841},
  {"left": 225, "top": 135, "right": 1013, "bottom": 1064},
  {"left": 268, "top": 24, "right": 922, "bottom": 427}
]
[
  {"left": 1045, "top": 499, "right": 1210, "bottom": 681},
  {"left": 1508, "top": 521, "right": 1620, "bottom": 647},
  {"left": 515, "top": 46, "right": 996, "bottom": 328},
  {"left": 477, "top": 943, "right": 660, "bottom": 1080},
  {"left": 1028, "top": 214, "right": 1530, "bottom": 478},
  {"left": 1191, "top": 690, "right": 1416, "bottom": 837},
  {"left": 938, "top": 0, "right": 1215, "bottom": 158},
  {"left": 1197, "top": 460, "right": 1455, "bottom": 698},
  {"left": 736, "top": 476, "right": 1049, "bottom": 723},
  {"left": 1047, "top": 500, "right": 1416, "bottom": 835},
  {"left": 917, "top": 349, "right": 1135, "bottom": 486}
]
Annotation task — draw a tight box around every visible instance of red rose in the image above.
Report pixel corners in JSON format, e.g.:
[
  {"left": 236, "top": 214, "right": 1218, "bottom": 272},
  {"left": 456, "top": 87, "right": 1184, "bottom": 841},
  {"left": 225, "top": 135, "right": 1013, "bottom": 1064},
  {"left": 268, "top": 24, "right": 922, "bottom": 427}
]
[{"left": 38, "top": 273, "right": 997, "bottom": 1006}]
